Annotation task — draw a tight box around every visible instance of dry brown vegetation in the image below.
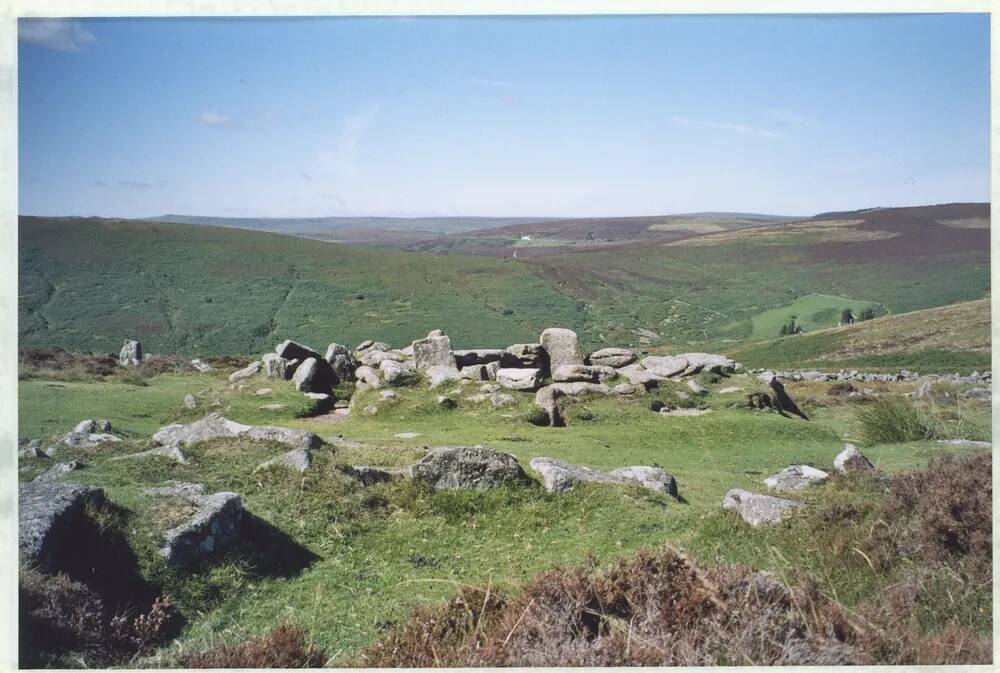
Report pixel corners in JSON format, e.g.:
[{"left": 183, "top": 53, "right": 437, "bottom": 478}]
[
  {"left": 359, "top": 452, "right": 992, "bottom": 667},
  {"left": 178, "top": 624, "right": 327, "bottom": 668}
]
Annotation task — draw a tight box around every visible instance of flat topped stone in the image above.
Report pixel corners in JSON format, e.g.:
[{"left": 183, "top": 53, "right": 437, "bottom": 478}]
[
  {"left": 722, "top": 489, "right": 805, "bottom": 527},
  {"left": 608, "top": 466, "right": 678, "bottom": 497},
  {"left": 153, "top": 413, "right": 321, "bottom": 451},
  {"left": 530, "top": 458, "right": 678, "bottom": 496},
  {"left": 641, "top": 356, "right": 688, "bottom": 378},
  {"left": 19, "top": 481, "right": 106, "bottom": 571},
  {"left": 157, "top": 490, "right": 243, "bottom": 568},
  {"left": 587, "top": 347, "right": 636, "bottom": 368},
  {"left": 764, "top": 465, "right": 829, "bottom": 492},
  {"left": 410, "top": 446, "right": 530, "bottom": 491},
  {"left": 497, "top": 368, "right": 543, "bottom": 391}
]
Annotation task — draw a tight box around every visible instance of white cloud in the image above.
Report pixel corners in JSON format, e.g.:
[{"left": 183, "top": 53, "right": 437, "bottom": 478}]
[
  {"left": 19, "top": 18, "right": 95, "bottom": 52},
  {"left": 317, "top": 104, "right": 379, "bottom": 180},
  {"left": 668, "top": 116, "right": 780, "bottom": 139},
  {"left": 766, "top": 108, "right": 820, "bottom": 128},
  {"left": 198, "top": 110, "right": 239, "bottom": 128}
]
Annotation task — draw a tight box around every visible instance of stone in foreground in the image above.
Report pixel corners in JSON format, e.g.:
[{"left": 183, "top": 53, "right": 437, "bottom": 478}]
[
  {"left": 255, "top": 448, "right": 312, "bottom": 473},
  {"left": 608, "top": 466, "right": 678, "bottom": 497},
  {"left": 833, "top": 444, "right": 877, "bottom": 475},
  {"left": 153, "top": 487, "right": 243, "bottom": 568},
  {"left": 410, "top": 446, "right": 530, "bottom": 491},
  {"left": 19, "top": 481, "right": 106, "bottom": 571},
  {"left": 722, "top": 489, "right": 805, "bottom": 527},
  {"left": 529, "top": 457, "right": 623, "bottom": 493},
  {"left": 292, "top": 357, "right": 335, "bottom": 393},
  {"left": 764, "top": 465, "right": 829, "bottom": 492}
]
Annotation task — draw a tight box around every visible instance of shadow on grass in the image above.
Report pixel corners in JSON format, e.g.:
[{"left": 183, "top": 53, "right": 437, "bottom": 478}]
[{"left": 231, "top": 513, "right": 322, "bottom": 579}]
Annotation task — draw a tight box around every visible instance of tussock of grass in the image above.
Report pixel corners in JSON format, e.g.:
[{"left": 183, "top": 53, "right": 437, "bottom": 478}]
[{"left": 857, "top": 397, "right": 934, "bottom": 444}]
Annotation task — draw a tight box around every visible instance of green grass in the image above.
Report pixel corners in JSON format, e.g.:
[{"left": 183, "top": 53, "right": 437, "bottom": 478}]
[
  {"left": 18, "top": 367, "right": 992, "bottom": 665},
  {"left": 738, "top": 293, "right": 879, "bottom": 339}
]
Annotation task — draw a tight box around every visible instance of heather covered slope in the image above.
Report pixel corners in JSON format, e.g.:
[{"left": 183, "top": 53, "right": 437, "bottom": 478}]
[{"left": 18, "top": 217, "right": 586, "bottom": 356}]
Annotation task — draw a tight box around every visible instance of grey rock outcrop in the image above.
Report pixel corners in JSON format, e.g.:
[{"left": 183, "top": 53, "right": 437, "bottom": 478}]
[
  {"left": 145, "top": 484, "right": 243, "bottom": 568},
  {"left": 410, "top": 446, "right": 530, "bottom": 491},
  {"left": 503, "top": 343, "right": 548, "bottom": 369},
  {"left": 355, "top": 365, "right": 383, "bottom": 388},
  {"left": 608, "top": 466, "right": 678, "bottom": 497},
  {"left": 552, "top": 364, "right": 615, "bottom": 383},
  {"left": 276, "top": 339, "right": 323, "bottom": 362},
  {"left": 764, "top": 465, "right": 829, "bottom": 492},
  {"left": 540, "top": 328, "right": 584, "bottom": 369},
  {"left": 722, "top": 489, "right": 805, "bottom": 527},
  {"left": 324, "top": 343, "right": 357, "bottom": 381},
  {"left": 641, "top": 356, "right": 688, "bottom": 378},
  {"left": 119, "top": 339, "right": 143, "bottom": 367},
  {"left": 291, "top": 357, "right": 335, "bottom": 393},
  {"left": 262, "top": 353, "right": 299, "bottom": 380},
  {"left": 19, "top": 481, "right": 106, "bottom": 571},
  {"left": 497, "top": 368, "right": 543, "bottom": 391},
  {"left": 426, "top": 365, "right": 463, "bottom": 389},
  {"left": 152, "top": 413, "right": 321, "bottom": 451},
  {"left": 460, "top": 363, "right": 499, "bottom": 381},
  {"left": 454, "top": 349, "right": 505, "bottom": 368},
  {"left": 412, "top": 331, "right": 458, "bottom": 370},
  {"left": 677, "top": 352, "right": 737, "bottom": 376},
  {"left": 380, "top": 359, "right": 415, "bottom": 384},
  {"left": 587, "top": 347, "right": 636, "bottom": 368},
  {"left": 833, "top": 444, "right": 879, "bottom": 475},
  {"left": 184, "top": 394, "right": 198, "bottom": 409},
  {"left": 529, "top": 458, "right": 677, "bottom": 495},
  {"left": 255, "top": 448, "right": 312, "bottom": 473},
  {"left": 617, "top": 364, "right": 661, "bottom": 389},
  {"left": 33, "top": 461, "right": 85, "bottom": 483}
]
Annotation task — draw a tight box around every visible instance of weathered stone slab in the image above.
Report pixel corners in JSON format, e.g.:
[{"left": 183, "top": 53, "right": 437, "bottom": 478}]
[
  {"left": 587, "top": 347, "right": 636, "bottom": 368},
  {"left": 410, "top": 446, "right": 530, "bottom": 491},
  {"left": 722, "top": 489, "right": 805, "bottom": 527},
  {"left": 19, "top": 481, "right": 106, "bottom": 571},
  {"left": 764, "top": 465, "right": 829, "bottom": 492},
  {"left": 497, "top": 368, "right": 543, "bottom": 391}
]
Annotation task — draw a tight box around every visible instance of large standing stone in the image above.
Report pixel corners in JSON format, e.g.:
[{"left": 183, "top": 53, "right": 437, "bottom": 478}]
[
  {"left": 641, "top": 356, "right": 689, "bottom": 378},
  {"left": 409, "top": 446, "right": 530, "bottom": 490},
  {"left": 722, "top": 489, "right": 805, "bottom": 527},
  {"left": 503, "top": 343, "right": 548, "bottom": 369},
  {"left": 324, "top": 343, "right": 357, "bottom": 382},
  {"left": 587, "top": 347, "right": 637, "bottom": 368},
  {"left": 764, "top": 465, "right": 829, "bottom": 492},
  {"left": 291, "top": 357, "right": 335, "bottom": 393},
  {"left": 412, "top": 331, "right": 458, "bottom": 370},
  {"left": 497, "top": 368, "right": 543, "bottom": 391},
  {"left": 275, "top": 340, "right": 322, "bottom": 362},
  {"left": 19, "top": 481, "right": 106, "bottom": 571},
  {"left": 119, "top": 339, "right": 143, "bottom": 367},
  {"left": 540, "top": 328, "right": 584, "bottom": 369}
]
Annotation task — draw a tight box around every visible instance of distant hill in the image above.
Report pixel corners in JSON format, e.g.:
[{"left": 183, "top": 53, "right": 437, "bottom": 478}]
[
  {"left": 407, "top": 212, "right": 800, "bottom": 257},
  {"left": 153, "top": 214, "right": 562, "bottom": 248},
  {"left": 18, "top": 203, "right": 989, "bottom": 357},
  {"left": 727, "top": 298, "right": 990, "bottom": 373}
]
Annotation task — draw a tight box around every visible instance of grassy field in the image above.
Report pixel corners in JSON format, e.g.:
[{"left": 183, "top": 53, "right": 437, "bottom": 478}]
[
  {"left": 728, "top": 298, "right": 991, "bottom": 373},
  {"left": 18, "top": 363, "right": 992, "bottom": 665},
  {"left": 738, "top": 293, "right": 880, "bottom": 340}
]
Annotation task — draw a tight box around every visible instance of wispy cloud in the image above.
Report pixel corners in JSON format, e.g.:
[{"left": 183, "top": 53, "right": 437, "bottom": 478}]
[
  {"left": 19, "top": 18, "right": 95, "bottom": 52},
  {"left": 318, "top": 104, "right": 380, "bottom": 180},
  {"left": 118, "top": 180, "right": 152, "bottom": 189},
  {"left": 198, "top": 110, "right": 240, "bottom": 129},
  {"left": 766, "top": 108, "right": 820, "bottom": 128},
  {"left": 668, "top": 116, "right": 780, "bottom": 139},
  {"left": 299, "top": 172, "right": 313, "bottom": 181}
]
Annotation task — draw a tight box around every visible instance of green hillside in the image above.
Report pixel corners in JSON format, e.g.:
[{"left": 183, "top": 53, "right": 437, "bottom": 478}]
[
  {"left": 18, "top": 217, "right": 585, "bottom": 356},
  {"left": 728, "top": 298, "right": 991, "bottom": 373}
]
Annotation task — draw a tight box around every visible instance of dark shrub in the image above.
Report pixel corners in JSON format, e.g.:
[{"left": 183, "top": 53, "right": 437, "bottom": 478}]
[{"left": 179, "top": 624, "right": 327, "bottom": 668}]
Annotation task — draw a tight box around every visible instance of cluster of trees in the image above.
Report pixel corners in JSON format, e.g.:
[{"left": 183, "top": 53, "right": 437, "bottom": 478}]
[{"left": 780, "top": 306, "right": 881, "bottom": 337}]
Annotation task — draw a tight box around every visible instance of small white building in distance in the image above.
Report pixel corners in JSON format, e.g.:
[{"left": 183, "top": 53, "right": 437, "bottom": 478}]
[{"left": 520, "top": 235, "right": 533, "bottom": 241}]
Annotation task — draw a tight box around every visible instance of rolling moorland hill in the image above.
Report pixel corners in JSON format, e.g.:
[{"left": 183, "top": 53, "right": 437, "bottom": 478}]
[
  {"left": 19, "top": 203, "right": 990, "bottom": 367},
  {"left": 155, "top": 214, "right": 561, "bottom": 248},
  {"left": 406, "top": 212, "right": 799, "bottom": 257},
  {"left": 520, "top": 202, "right": 990, "bottom": 351}
]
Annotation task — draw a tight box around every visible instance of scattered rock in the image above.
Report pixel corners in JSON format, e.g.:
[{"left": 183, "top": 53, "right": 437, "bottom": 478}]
[
  {"left": 460, "top": 363, "right": 499, "bottom": 381},
  {"left": 363, "top": 405, "right": 379, "bottom": 415},
  {"left": 552, "top": 364, "right": 615, "bottom": 383},
  {"left": 718, "top": 386, "right": 742, "bottom": 394},
  {"left": 549, "top": 382, "right": 612, "bottom": 396},
  {"left": 540, "top": 327, "right": 584, "bottom": 369},
  {"left": 380, "top": 359, "right": 415, "bottom": 385},
  {"left": 19, "top": 481, "right": 106, "bottom": 571},
  {"left": 641, "top": 356, "right": 688, "bottom": 378},
  {"left": 118, "top": 339, "right": 143, "bottom": 367},
  {"left": 33, "top": 461, "right": 85, "bottom": 483},
  {"left": 324, "top": 343, "right": 357, "bottom": 381},
  {"left": 191, "top": 358, "right": 213, "bottom": 372},
  {"left": 503, "top": 343, "right": 548, "bottom": 369},
  {"left": 410, "top": 446, "right": 530, "bottom": 491},
  {"left": 529, "top": 457, "right": 641, "bottom": 494},
  {"left": 379, "top": 390, "right": 400, "bottom": 401},
  {"left": 291, "top": 357, "right": 335, "bottom": 393},
  {"left": 426, "top": 364, "right": 464, "bottom": 388},
  {"left": 587, "top": 347, "right": 636, "bottom": 368},
  {"left": 659, "top": 407, "right": 711, "bottom": 417},
  {"left": 497, "top": 368, "right": 543, "bottom": 391},
  {"left": 677, "top": 352, "right": 737, "bottom": 376},
  {"left": 608, "top": 466, "right": 678, "bottom": 497},
  {"left": 613, "top": 383, "right": 637, "bottom": 395},
  {"left": 228, "top": 360, "right": 262, "bottom": 384},
  {"left": 147, "top": 485, "right": 243, "bottom": 568},
  {"left": 255, "top": 388, "right": 272, "bottom": 396},
  {"left": 152, "top": 413, "right": 321, "bottom": 451},
  {"left": 833, "top": 444, "right": 878, "bottom": 475},
  {"left": 255, "top": 448, "right": 312, "bottom": 473},
  {"left": 534, "top": 386, "right": 566, "bottom": 427},
  {"left": 721, "top": 489, "right": 805, "bottom": 527},
  {"left": 764, "top": 465, "right": 829, "bottom": 492},
  {"left": 963, "top": 387, "right": 991, "bottom": 401},
  {"left": 184, "top": 394, "right": 198, "bottom": 409},
  {"left": 686, "top": 379, "right": 708, "bottom": 395},
  {"left": 275, "top": 339, "right": 323, "bottom": 362},
  {"left": 617, "top": 364, "right": 661, "bottom": 389},
  {"left": 355, "top": 365, "right": 383, "bottom": 388}
]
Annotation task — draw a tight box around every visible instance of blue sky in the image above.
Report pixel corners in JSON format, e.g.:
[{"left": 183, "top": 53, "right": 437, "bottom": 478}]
[{"left": 18, "top": 14, "right": 990, "bottom": 218}]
